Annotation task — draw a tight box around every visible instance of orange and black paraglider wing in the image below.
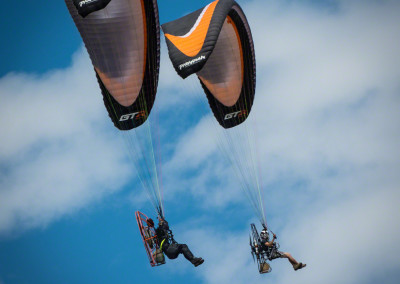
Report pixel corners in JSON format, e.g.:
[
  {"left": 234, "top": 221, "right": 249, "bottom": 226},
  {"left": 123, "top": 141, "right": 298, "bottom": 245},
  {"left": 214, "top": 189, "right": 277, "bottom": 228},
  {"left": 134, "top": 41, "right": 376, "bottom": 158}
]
[
  {"left": 162, "top": 0, "right": 234, "bottom": 78},
  {"left": 198, "top": 3, "right": 256, "bottom": 129},
  {"left": 65, "top": 0, "right": 160, "bottom": 130},
  {"left": 162, "top": 0, "right": 255, "bottom": 128}
]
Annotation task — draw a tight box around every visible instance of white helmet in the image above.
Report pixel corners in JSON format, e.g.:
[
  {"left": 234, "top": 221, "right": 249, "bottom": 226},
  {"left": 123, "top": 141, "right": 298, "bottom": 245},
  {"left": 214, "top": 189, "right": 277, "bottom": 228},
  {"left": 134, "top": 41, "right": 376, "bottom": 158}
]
[{"left": 260, "top": 229, "right": 268, "bottom": 240}]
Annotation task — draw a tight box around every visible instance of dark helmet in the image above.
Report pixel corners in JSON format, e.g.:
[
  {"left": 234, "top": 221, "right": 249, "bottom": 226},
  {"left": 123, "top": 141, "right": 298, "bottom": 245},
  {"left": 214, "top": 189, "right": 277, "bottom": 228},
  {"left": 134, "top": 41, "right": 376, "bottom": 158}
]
[{"left": 146, "top": 218, "right": 155, "bottom": 227}]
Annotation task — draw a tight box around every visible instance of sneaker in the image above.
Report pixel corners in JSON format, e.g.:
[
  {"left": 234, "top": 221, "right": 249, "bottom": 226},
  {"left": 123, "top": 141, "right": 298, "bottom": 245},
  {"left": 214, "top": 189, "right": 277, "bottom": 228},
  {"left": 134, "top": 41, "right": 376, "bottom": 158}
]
[{"left": 294, "top": 263, "right": 306, "bottom": 271}]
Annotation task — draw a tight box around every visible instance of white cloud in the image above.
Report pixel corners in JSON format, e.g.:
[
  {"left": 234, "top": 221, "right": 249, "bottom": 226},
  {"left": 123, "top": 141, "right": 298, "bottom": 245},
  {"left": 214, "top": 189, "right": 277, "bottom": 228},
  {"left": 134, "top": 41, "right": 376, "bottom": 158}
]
[{"left": 0, "top": 48, "right": 132, "bottom": 235}]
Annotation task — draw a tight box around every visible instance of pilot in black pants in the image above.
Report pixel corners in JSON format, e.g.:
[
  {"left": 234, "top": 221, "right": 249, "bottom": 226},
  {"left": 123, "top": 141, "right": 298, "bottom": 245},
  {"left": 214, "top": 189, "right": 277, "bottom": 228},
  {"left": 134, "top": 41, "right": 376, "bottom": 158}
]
[
  {"left": 163, "top": 243, "right": 193, "bottom": 260},
  {"left": 147, "top": 217, "right": 204, "bottom": 267}
]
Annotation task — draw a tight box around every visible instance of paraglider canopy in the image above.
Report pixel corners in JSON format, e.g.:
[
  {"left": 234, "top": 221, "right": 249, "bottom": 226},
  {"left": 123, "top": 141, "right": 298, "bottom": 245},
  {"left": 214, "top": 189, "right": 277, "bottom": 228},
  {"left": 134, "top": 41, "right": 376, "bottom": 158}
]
[
  {"left": 162, "top": 0, "right": 256, "bottom": 128},
  {"left": 66, "top": 0, "right": 160, "bottom": 130}
]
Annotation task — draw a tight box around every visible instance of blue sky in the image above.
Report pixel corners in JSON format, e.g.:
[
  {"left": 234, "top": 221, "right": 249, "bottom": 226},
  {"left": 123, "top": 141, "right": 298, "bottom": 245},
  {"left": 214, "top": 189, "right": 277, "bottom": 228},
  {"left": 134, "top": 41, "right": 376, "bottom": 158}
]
[{"left": 1, "top": 1, "right": 400, "bottom": 284}]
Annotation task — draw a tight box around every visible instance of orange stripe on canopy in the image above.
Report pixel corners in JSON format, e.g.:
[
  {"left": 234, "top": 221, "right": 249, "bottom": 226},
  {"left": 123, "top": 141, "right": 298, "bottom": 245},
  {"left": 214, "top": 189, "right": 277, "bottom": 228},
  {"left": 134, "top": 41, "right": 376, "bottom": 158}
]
[{"left": 164, "top": 0, "right": 219, "bottom": 58}]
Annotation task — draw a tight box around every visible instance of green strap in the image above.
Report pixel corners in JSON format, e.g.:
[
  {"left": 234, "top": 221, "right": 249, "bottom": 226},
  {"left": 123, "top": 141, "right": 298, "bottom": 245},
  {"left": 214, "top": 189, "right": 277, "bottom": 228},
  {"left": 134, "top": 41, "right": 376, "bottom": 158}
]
[{"left": 160, "top": 238, "right": 166, "bottom": 250}]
